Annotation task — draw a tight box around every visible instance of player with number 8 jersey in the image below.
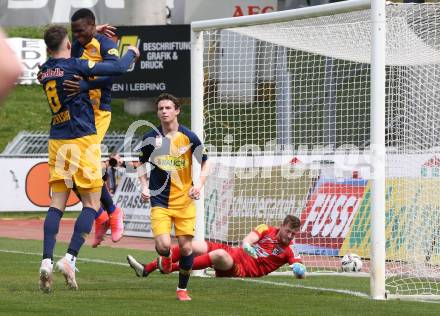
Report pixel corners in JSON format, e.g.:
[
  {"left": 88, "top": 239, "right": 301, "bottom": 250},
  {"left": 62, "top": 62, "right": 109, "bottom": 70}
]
[
  {"left": 38, "top": 24, "right": 139, "bottom": 293},
  {"left": 40, "top": 34, "right": 137, "bottom": 192}
]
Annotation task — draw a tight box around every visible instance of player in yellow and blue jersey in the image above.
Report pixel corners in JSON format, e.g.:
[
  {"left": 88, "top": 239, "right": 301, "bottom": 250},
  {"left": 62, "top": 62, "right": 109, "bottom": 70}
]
[
  {"left": 137, "top": 93, "right": 210, "bottom": 301},
  {"left": 63, "top": 8, "right": 124, "bottom": 247},
  {"left": 38, "top": 24, "right": 139, "bottom": 293}
]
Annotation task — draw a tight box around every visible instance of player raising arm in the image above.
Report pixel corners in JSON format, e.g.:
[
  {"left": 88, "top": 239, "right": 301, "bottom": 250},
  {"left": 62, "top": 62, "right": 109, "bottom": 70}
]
[
  {"left": 38, "top": 24, "right": 139, "bottom": 293},
  {"left": 127, "top": 214, "right": 306, "bottom": 281},
  {"left": 64, "top": 9, "right": 126, "bottom": 247}
]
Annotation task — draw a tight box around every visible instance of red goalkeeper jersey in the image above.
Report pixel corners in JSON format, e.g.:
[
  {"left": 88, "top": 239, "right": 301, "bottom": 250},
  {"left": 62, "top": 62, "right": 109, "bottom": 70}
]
[{"left": 232, "top": 224, "right": 302, "bottom": 277}]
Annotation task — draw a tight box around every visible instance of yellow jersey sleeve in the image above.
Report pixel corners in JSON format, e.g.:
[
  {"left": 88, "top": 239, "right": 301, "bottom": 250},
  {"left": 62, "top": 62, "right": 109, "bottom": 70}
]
[{"left": 253, "top": 224, "right": 269, "bottom": 236}]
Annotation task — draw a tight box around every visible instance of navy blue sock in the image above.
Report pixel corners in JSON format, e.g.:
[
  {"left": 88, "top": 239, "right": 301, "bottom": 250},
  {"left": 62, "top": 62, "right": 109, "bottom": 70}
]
[
  {"left": 178, "top": 253, "right": 194, "bottom": 289},
  {"left": 67, "top": 207, "right": 96, "bottom": 257},
  {"left": 100, "top": 186, "right": 116, "bottom": 214},
  {"left": 95, "top": 207, "right": 104, "bottom": 219},
  {"left": 43, "top": 207, "right": 63, "bottom": 260},
  {"left": 156, "top": 247, "right": 170, "bottom": 257}
]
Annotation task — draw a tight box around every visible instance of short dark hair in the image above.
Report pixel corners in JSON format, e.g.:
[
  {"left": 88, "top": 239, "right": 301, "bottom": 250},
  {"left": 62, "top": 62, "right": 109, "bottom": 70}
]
[
  {"left": 71, "top": 8, "right": 95, "bottom": 24},
  {"left": 283, "top": 215, "right": 301, "bottom": 229},
  {"left": 44, "top": 25, "right": 68, "bottom": 52},
  {"left": 155, "top": 93, "right": 181, "bottom": 110}
]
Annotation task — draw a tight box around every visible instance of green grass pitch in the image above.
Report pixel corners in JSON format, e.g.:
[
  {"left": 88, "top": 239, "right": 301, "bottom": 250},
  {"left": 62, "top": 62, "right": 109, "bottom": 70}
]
[{"left": 1, "top": 238, "right": 439, "bottom": 315}]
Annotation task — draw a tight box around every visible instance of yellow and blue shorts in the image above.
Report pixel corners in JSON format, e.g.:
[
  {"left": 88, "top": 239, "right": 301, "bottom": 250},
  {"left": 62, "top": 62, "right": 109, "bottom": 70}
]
[
  {"left": 150, "top": 203, "right": 196, "bottom": 237},
  {"left": 93, "top": 106, "right": 111, "bottom": 144},
  {"left": 48, "top": 134, "right": 103, "bottom": 193}
]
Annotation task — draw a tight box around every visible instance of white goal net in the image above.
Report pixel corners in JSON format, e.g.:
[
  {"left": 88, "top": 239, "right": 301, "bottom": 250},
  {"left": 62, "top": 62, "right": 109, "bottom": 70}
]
[{"left": 193, "top": 2, "right": 440, "bottom": 297}]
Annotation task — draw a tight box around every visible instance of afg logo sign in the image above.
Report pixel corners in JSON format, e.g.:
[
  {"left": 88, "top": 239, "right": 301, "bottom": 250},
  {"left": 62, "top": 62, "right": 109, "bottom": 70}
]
[
  {"left": 297, "top": 179, "right": 367, "bottom": 255},
  {"left": 25, "top": 162, "right": 80, "bottom": 207}
]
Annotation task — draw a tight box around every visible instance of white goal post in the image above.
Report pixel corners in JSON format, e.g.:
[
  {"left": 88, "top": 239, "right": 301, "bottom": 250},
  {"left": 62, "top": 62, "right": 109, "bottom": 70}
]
[{"left": 191, "top": 0, "right": 440, "bottom": 300}]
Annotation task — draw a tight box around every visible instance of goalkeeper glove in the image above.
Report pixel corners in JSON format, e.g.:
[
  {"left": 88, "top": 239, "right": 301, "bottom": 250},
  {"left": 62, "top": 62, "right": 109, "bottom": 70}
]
[{"left": 242, "top": 242, "right": 258, "bottom": 259}]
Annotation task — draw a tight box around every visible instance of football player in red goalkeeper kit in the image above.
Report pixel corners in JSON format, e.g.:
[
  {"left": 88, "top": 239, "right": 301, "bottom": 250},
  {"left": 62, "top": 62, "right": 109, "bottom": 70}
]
[{"left": 127, "top": 215, "right": 306, "bottom": 282}]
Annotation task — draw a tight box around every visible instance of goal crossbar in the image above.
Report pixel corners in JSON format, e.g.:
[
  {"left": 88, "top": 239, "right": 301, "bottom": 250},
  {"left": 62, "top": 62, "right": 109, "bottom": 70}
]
[{"left": 191, "top": 0, "right": 370, "bottom": 31}]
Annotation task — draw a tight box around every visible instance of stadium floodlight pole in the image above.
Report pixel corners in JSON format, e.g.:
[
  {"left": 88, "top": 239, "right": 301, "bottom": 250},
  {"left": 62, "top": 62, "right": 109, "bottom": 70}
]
[
  {"left": 190, "top": 27, "right": 205, "bottom": 277},
  {"left": 370, "top": 0, "right": 386, "bottom": 300}
]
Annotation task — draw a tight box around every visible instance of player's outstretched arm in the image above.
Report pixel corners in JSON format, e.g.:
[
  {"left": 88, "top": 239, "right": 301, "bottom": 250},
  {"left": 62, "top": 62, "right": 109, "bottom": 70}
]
[
  {"left": 83, "top": 46, "right": 139, "bottom": 77},
  {"left": 242, "top": 230, "right": 260, "bottom": 259},
  {"left": 63, "top": 75, "right": 113, "bottom": 96}
]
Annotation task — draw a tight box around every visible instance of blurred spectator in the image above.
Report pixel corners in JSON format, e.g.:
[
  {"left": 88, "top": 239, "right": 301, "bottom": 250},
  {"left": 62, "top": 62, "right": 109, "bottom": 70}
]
[
  {"left": 0, "top": 28, "right": 22, "bottom": 104},
  {"left": 103, "top": 152, "right": 126, "bottom": 195},
  {"left": 102, "top": 152, "right": 138, "bottom": 195}
]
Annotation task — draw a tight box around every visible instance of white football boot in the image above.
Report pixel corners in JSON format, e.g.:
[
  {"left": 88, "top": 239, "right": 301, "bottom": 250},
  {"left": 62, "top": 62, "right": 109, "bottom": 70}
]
[{"left": 39, "top": 258, "right": 53, "bottom": 293}]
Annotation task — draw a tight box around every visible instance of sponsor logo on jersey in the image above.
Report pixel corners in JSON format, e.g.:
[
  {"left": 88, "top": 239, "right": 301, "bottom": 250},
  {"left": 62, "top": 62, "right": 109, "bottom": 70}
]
[
  {"left": 154, "top": 155, "right": 187, "bottom": 171},
  {"left": 52, "top": 110, "right": 71, "bottom": 125},
  {"left": 108, "top": 48, "right": 120, "bottom": 57},
  {"left": 271, "top": 246, "right": 284, "bottom": 256},
  {"left": 41, "top": 67, "right": 64, "bottom": 80},
  {"left": 253, "top": 244, "right": 269, "bottom": 258}
]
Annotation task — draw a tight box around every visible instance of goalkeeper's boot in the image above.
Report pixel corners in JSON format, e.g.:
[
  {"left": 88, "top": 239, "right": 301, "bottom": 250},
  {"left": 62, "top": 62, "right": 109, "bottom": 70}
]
[
  {"left": 127, "top": 255, "right": 150, "bottom": 277},
  {"left": 176, "top": 289, "right": 192, "bottom": 301},
  {"left": 109, "top": 207, "right": 124, "bottom": 242},
  {"left": 56, "top": 256, "right": 78, "bottom": 290},
  {"left": 39, "top": 258, "right": 53, "bottom": 293},
  {"left": 92, "top": 211, "right": 109, "bottom": 248},
  {"left": 158, "top": 252, "right": 172, "bottom": 274}
]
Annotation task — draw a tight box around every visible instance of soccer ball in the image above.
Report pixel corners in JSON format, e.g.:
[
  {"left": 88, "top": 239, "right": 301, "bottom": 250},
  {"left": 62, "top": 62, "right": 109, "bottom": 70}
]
[
  {"left": 292, "top": 262, "right": 306, "bottom": 278},
  {"left": 341, "top": 253, "right": 363, "bottom": 272}
]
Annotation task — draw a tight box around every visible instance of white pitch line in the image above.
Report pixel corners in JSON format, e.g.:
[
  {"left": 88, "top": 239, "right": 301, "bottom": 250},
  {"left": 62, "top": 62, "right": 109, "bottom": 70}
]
[
  {"left": 229, "top": 277, "right": 370, "bottom": 298},
  {"left": 0, "top": 249, "right": 128, "bottom": 266},
  {"left": 3, "top": 248, "right": 440, "bottom": 304},
  {"left": 0, "top": 248, "right": 407, "bottom": 301}
]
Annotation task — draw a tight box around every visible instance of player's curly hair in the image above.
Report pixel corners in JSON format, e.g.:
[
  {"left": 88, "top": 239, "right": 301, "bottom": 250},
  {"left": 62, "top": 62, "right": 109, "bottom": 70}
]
[
  {"left": 71, "top": 8, "right": 96, "bottom": 24},
  {"left": 155, "top": 93, "right": 181, "bottom": 110},
  {"left": 44, "top": 25, "right": 68, "bottom": 53},
  {"left": 283, "top": 215, "right": 301, "bottom": 229}
]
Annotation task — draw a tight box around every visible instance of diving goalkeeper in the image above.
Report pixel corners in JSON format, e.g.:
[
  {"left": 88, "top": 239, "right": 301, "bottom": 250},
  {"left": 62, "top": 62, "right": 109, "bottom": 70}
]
[{"left": 127, "top": 214, "right": 305, "bottom": 278}]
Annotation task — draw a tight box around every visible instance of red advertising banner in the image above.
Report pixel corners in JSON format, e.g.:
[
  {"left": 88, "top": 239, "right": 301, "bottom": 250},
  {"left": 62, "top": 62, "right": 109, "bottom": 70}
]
[{"left": 297, "top": 179, "right": 367, "bottom": 256}]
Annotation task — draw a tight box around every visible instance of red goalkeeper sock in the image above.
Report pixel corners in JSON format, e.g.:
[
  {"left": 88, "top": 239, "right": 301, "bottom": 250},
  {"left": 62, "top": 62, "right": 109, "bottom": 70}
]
[
  {"left": 144, "top": 259, "right": 158, "bottom": 273},
  {"left": 170, "top": 254, "right": 213, "bottom": 272},
  {"left": 192, "top": 253, "right": 212, "bottom": 270},
  {"left": 171, "top": 245, "right": 180, "bottom": 262},
  {"left": 171, "top": 263, "right": 180, "bottom": 272}
]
